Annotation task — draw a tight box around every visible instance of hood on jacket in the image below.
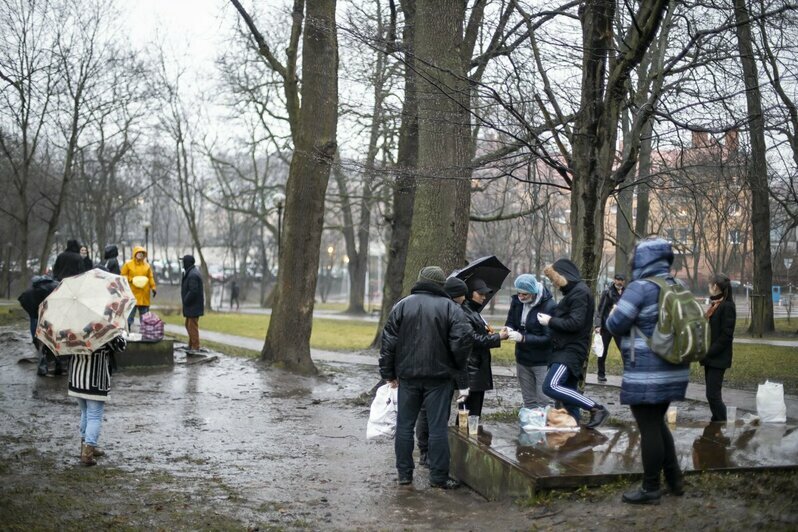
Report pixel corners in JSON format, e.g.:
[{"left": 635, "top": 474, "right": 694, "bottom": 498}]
[
  {"left": 132, "top": 245, "right": 147, "bottom": 260},
  {"left": 32, "top": 275, "right": 57, "bottom": 289},
  {"left": 630, "top": 238, "right": 673, "bottom": 280},
  {"left": 103, "top": 245, "right": 118, "bottom": 259},
  {"left": 66, "top": 239, "right": 80, "bottom": 253},
  {"left": 544, "top": 258, "right": 581, "bottom": 288},
  {"left": 181, "top": 255, "right": 196, "bottom": 269}
]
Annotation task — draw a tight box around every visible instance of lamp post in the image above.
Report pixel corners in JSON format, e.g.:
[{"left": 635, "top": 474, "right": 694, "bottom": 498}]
[
  {"left": 786, "top": 257, "right": 794, "bottom": 323},
  {"left": 143, "top": 221, "right": 151, "bottom": 259}
]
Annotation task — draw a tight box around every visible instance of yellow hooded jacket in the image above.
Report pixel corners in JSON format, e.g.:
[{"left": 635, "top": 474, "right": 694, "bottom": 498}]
[{"left": 121, "top": 246, "right": 156, "bottom": 307}]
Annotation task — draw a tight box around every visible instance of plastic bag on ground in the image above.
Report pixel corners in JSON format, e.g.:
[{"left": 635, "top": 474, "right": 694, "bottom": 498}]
[
  {"left": 366, "top": 383, "right": 398, "bottom": 439},
  {"left": 756, "top": 380, "right": 787, "bottom": 423},
  {"left": 519, "top": 406, "right": 547, "bottom": 432}
]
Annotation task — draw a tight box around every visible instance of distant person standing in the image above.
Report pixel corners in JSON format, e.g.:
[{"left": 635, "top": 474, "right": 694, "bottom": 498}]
[
  {"left": 79, "top": 245, "right": 93, "bottom": 272},
  {"left": 702, "top": 273, "right": 736, "bottom": 422},
  {"left": 52, "top": 239, "right": 85, "bottom": 281},
  {"left": 230, "top": 280, "right": 240, "bottom": 310},
  {"left": 594, "top": 274, "right": 625, "bottom": 382},
  {"left": 181, "top": 255, "right": 205, "bottom": 353},
  {"left": 120, "top": 246, "right": 156, "bottom": 330},
  {"left": 379, "top": 266, "right": 473, "bottom": 490},
  {"left": 100, "top": 245, "right": 121, "bottom": 275},
  {"left": 18, "top": 275, "right": 62, "bottom": 376}
]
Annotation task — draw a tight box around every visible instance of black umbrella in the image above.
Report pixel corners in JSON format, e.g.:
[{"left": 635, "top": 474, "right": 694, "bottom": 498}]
[{"left": 452, "top": 255, "right": 511, "bottom": 310}]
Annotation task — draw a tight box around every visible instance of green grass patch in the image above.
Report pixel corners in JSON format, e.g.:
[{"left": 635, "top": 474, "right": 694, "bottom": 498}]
[{"left": 161, "top": 312, "right": 377, "bottom": 352}]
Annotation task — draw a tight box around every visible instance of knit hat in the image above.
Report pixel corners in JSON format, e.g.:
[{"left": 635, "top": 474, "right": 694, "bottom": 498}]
[
  {"left": 443, "top": 277, "right": 468, "bottom": 298},
  {"left": 514, "top": 274, "right": 540, "bottom": 294},
  {"left": 417, "top": 266, "right": 446, "bottom": 286}
]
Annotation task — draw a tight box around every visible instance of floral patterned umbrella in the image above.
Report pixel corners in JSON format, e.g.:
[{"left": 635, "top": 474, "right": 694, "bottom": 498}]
[{"left": 35, "top": 269, "right": 136, "bottom": 356}]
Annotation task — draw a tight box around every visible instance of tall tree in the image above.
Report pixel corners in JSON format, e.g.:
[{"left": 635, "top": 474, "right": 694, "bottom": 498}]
[
  {"left": 232, "top": 0, "right": 339, "bottom": 373},
  {"left": 734, "top": 0, "right": 775, "bottom": 334}
]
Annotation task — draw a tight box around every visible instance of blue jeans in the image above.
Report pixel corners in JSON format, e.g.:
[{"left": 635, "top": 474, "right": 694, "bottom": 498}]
[
  {"left": 543, "top": 363, "right": 597, "bottom": 422},
  {"left": 78, "top": 398, "right": 105, "bottom": 446},
  {"left": 396, "top": 378, "right": 454, "bottom": 484},
  {"left": 128, "top": 306, "right": 149, "bottom": 329}
]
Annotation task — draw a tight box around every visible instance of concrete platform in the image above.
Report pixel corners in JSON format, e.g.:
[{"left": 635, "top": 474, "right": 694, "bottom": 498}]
[
  {"left": 450, "top": 420, "right": 798, "bottom": 500},
  {"left": 116, "top": 339, "right": 174, "bottom": 369}
]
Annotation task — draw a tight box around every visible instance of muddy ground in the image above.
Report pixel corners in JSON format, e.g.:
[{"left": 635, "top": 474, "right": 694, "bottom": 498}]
[{"left": 0, "top": 322, "right": 796, "bottom": 531}]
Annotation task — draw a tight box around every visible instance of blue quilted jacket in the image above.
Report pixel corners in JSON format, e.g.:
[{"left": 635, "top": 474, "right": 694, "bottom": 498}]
[{"left": 606, "top": 239, "right": 690, "bottom": 405}]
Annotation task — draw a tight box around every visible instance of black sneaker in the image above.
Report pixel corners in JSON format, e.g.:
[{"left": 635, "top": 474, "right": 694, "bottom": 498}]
[
  {"left": 586, "top": 406, "right": 609, "bottom": 429},
  {"left": 598, "top": 376, "right": 607, "bottom": 383},
  {"left": 430, "top": 478, "right": 460, "bottom": 490},
  {"left": 418, "top": 451, "right": 429, "bottom": 468},
  {"left": 622, "top": 486, "right": 661, "bottom": 505},
  {"left": 397, "top": 475, "right": 412, "bottom": 486}
]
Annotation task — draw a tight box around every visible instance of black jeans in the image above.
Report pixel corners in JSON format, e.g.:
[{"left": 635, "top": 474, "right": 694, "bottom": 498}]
[
  {"left": 396, "top": 378, "right": 454, "bottom": 484},
  {"left": 630, "top": 403, "right": 681, "bottom": 492},
  {"left": 464, "top": 391, "right": 485, "bottom": 417},
  {"left": 415, "top": 406, "right": 428, "bottom": 454},
  {"left": 598, "top": 329, "right": 619, "bottom": 378},
  {"left": 704, "top": 366, "right": 727, "bottom": 421}
]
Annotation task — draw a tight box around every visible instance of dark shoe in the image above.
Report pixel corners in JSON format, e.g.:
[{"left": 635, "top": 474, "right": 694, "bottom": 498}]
[
  {"left": 418, "top": 451, "right": 429, "bottom": 468},
  {"left": 586, "top": 406, "right": 609, "bottom": 429},
  {"left": 397, "top": 475, "right": 412, "bottom": 486},
  {"left": 598, "top": 376, "right": 607, "bottom": 383},
  {"left": 666, "top": 476, "right": 685, "bottom": 496},
  {"left": 430, "top": 478, "right": 460, "bottom": 490},
  {"left": 622, "top": 486, "right": 661, "bottom": 505},
  {"left": 37, "top": 368, "right": 48, "bottom": 376}
]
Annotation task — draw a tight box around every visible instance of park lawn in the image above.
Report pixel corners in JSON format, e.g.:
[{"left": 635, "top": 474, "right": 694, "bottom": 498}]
[{"left": 160, "top": 312, "right": 377, "bottom": 352}]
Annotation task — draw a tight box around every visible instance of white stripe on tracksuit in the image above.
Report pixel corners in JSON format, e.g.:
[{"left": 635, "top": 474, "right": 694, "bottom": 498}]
[{"left": 548, "top": 363, "right": 596, "bottom": 411}]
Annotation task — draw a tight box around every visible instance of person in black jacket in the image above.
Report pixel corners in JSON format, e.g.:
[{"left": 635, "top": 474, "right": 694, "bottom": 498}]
[
  {"left": 504, "top": 273, "right": 557, "bottom": 409},
  {"left": 99, "top": 245, "right": 121, "bottom": 275},
  {"left": 379, "top": 266, "right": 473, "bottom": 490},
  {"left": 17, "top": 275, "right": 63, "bottom": 376},
  {"left": 461, "top": 277, "right": 508, "bottom": 417},
  {"left": 702, "top": 273, "right": 736, "bottom": 422},
  {"left": 180, "top": 255, "right": 205, "bottom": 352},
  {"left": 593, "top": 274, "right": 625, "bottom": 382},
  {"left": 540, "top": 258, "right": 609, "bottom": 429},
  {"left": 52, "top": 239, "right": 85, "bottom": 281},
  {"left": 79, "top": 245, "right": 93, "bottom": 272}
]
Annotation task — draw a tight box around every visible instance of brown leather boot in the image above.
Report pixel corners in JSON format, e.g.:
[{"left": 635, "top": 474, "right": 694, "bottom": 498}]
[
  {"left": 80, "top": 443, "right": 97, "bottom": 466},
  {"left": 81, "top": 439, "right": 105, "bottom": 457}
]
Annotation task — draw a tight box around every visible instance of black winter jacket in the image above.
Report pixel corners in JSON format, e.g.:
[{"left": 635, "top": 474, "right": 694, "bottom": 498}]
[
  {"left": 52, "top": 240, "right": 85, "bottom": 281},
  {"left": 379, "top": 281, "right": 473, "bottom": 388},
  {"left": 181, "top": 265, "right": 205, "bottom": 317},
  {"left": 504, "top": 289, "right": 557, "bottom": 366},
  {"left": 99, "top": 245, "right": 121, "bottom": 275},
  {"left": 547, "top": 260, "right": 594, "bottom": 379},
  {"left": 18, "top": 276, "right": 59, "bottom": 319},
  {"left": 462, "top": 300, "right": 500, "bottom": 391},
  {"left": 594, "top": 284, "right": 623, "bottom": 329},
  {"left": 702, "top": 298, "right": 735, "bottom": 369}
]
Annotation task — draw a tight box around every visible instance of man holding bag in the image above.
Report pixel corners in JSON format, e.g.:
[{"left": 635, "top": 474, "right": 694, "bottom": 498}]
[
  {"left": 379, "top": 266, "right": 473, "bottom": 490},
  {"left": 594, "top": 274, "right": 625, "bottom": 382}
]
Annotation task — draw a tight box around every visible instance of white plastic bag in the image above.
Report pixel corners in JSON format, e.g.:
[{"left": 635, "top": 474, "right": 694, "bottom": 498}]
[
  {"left": 592, "top": 331, "right": 604, "bottom": 358},
  {"left": 366, "top": 383, "right": 398, "bottom": 439},
  {"left": 756, "top": 380, "right": 787, "bottom": 423},
  {"left": 519, "top": 406, "right": 547, "bottom": 432}
]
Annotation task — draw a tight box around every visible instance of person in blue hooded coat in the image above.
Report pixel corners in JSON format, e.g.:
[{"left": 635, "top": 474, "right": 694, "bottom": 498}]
[
  {"left": 606, "top": 238, "right": 689, "bottom": 505},
  {"left": 504, "top": 273, "right": 556, "bottom": 409},
  {"left": 540, "top": 259, "right": 610, "bottom": 429}
]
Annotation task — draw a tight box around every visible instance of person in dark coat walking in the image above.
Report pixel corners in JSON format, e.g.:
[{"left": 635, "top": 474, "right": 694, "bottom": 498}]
[
  {"left": 594, "top": 274, "right": 625, "bottom": 382},
  {"left": 607, "top": 238, "right": 689, "bottom": 504},
  {"left": 702, "top": 273, "right": 736, "bottom": 422},
  {"left": 180, "top": 255, "right": 205, "bottom": 352},
  {"left": 52, "top": 239, "right": 85, "bottom": 281},
  {"left": 18, "top": 275, "right": 63, "bottom": 376},
  {"left": 540, "top": 258, "right": 609, "bottom": 428},
  {"left": 379, "top": 266, "right": 473, "bottom": 490},
  {"left": 461, "top": 277, "right": 508, "bottom": 417},
  {"left": 99, "top": 245, "right": 121, "bottom": 275},
  {"left": 504, "top": 273, "right": 557, "bottom": 409}
]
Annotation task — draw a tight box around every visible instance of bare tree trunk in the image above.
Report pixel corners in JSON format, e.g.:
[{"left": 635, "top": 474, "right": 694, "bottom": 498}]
[
  {"left": 261, "top": 0, "right": 338, "bottom": 373},
  {"left": 372, "top": 0, "right": 418, "bottom": 348},
  {"left": 734, "top": 0, "right": 775, "bottom": 335},
  {"left": 401, "top": 0, "right": 470, "bottom": 291}
]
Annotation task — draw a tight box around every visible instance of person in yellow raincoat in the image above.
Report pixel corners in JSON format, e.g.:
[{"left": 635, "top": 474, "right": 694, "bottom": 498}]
[{"left": 120, "top": 246, "right": 156, "bottom": 329}]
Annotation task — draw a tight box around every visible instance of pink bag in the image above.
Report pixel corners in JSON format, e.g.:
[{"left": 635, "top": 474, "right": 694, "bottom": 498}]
[{"left": 140, "top": 312, "right": 164, "bottom": 341}]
